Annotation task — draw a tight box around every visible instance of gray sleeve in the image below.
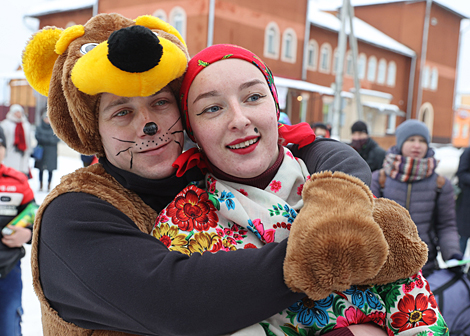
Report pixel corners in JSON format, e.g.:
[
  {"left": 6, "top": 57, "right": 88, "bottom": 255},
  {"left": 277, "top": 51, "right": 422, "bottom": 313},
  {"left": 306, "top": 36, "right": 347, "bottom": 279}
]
[
  {"left": 436, "top": 179, "right": 463, "bottom": 259},
  {"left": 289, "top": 138, "right": 371, "bottom": 186}
]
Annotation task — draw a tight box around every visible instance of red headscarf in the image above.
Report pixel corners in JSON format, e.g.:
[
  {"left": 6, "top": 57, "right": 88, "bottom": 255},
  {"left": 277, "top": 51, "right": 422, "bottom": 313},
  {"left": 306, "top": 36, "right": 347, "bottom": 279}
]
[{"left": 173, "top": 44, "right": 315, "bottom": 177}]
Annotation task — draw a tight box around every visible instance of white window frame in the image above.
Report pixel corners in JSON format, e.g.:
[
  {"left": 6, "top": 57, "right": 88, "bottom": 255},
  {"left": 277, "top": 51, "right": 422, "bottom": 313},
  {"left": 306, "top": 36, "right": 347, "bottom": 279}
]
[
  {"left": 386, "top": 61, "right": 396, "bottom": 87},
  {"left": 377, "top": 58, "right": 387, "bottom": 84},
  {"left": 319, "top": 43, "right": 332, "bottom": 74},
  {"left": 153, "top": 9, "right": 167, "bottom": 22},
  {"left": 358, "top": 53, "right": 367, "bottom": 80},
  {"left": 345, "top": 50, "right": 353, "bottom": 77},
  {"left": 423, "top": 65, "right": 431, "bottom": 89},
  {"left": 332, "top": 48, "right": 338, "bottom": 75},
  {"left": 386, "top": 114, "right": 397, "bottom": 134},
  {"left": 430, "top": 67, "right": 439, "bottom": 90},
  {"left": 264, "top": 22, "right": 280, "bottom": 60},
  {"left": 281, "top": 28, "right": 297, "bottom": 63},
  {"left": 367, "top": 56, "right": 377, "bottom": 82},
  {"left": 306, "top": 39, "right": 318, "bottom": 71},
  {"left": 169, "top": 6, "right": 186, "bottom": 40}
]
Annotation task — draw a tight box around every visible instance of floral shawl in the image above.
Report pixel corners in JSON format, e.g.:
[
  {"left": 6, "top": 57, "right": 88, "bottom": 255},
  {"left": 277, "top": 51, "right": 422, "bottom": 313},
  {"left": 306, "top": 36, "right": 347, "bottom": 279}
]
[{"left": 152, "top": 148, "right": 447, "bottom": 335}]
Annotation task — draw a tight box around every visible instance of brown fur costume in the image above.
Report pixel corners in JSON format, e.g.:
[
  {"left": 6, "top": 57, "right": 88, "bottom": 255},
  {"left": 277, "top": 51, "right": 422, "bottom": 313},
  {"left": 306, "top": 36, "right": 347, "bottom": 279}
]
[
  {"left": 284, "top": 171, "right": 428, "bottom": 300},
  {"left": 22, "top": 12, "right": 427, "bottom": 334}
]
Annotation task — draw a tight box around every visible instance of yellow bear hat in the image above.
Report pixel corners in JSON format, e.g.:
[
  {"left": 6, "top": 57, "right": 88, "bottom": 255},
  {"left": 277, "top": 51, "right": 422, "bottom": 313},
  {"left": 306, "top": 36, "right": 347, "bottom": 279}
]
[{"left": 22, "top": 13, "right": 189, "bottom": 155}]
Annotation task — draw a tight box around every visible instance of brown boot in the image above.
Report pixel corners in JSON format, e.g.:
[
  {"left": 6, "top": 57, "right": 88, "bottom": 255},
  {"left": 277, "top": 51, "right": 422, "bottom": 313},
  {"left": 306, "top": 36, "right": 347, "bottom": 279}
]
[
  {"left": 47, "top": 182, "right": 51, "bottom": 192},
  {"left": 39, "top": 182, "right": 43, "bottom": 191}
]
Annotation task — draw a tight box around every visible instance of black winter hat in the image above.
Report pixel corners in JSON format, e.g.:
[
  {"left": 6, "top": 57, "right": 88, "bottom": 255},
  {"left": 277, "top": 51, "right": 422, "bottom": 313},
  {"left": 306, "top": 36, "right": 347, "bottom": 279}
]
[
  {"left": 0, "top": 126, "right": 6, "bottom": 149},
  {"left": 351, "top": 120, "right": 368, "bottom": 134}
]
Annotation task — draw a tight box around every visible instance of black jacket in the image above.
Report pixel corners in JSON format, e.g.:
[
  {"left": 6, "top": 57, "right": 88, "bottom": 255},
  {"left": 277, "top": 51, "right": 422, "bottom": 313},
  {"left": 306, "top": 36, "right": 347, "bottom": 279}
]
[
  {"left": 38, "top": 139, "right": 370, "bottom": 335},
  {"left": 355, "top": 137, "right": 386, "bottom": 173},
  {"left": 456, "top": 146, "right": 470, "bottom": 237},
  {"left": 34, "top": 120, "right": 60, "bottom": 171}
]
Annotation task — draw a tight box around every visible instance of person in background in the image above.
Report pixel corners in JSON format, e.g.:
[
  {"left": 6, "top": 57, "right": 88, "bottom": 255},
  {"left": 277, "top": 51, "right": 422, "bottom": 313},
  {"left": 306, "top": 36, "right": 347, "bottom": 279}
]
[
  {"left": 371, "top": 119, "right": 463, "bottom": 276},
  {"left": 0, "top": 125, "right": 36, "bottom": 335},
  {"left": 350, "top": 120, "right": 386, "bottom": 172},
  {"left": 80, "top": 154, "right": 97, "bottom": 167},
  {"left": 278, "top": 112, "right": 291, "bottom": 125},
  {"left": 34, "top": 111, "right": 60, "bottom": 192},
  {"left": 310, "top": 122, "right": 330, "bottom": 138},
  {"left": 456, "top": 146, "right": 470, "bottom": 254},
  {"left": 0, "top": 104, "right": 33, "bottom": 177}
]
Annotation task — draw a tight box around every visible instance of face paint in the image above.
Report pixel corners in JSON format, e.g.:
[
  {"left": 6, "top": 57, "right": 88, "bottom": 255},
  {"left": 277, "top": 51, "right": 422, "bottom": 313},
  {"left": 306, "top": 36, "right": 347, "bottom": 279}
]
[
  {"left": 99, "top": 90, "right": 185, "bottom": 180},
  {"left": 143, "top": 122, "right": 158, "bottom": 135}
]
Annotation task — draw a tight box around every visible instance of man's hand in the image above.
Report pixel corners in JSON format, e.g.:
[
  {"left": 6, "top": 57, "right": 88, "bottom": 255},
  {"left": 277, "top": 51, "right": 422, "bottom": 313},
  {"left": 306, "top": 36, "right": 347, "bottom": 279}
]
[{"left": 1, "top": 226, "right": 32, "bottom": 247}]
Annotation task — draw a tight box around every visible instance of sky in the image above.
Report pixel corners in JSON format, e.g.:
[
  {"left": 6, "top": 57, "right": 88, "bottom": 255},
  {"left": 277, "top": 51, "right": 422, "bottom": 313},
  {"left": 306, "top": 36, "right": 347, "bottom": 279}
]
[{"left": 1, "top": 0, "right": 470, "bottom": 91}]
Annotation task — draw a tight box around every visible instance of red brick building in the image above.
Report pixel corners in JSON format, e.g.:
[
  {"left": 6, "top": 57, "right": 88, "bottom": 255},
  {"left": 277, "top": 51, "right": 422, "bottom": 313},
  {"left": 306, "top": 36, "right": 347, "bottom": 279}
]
[{"left": 24, "top": 0, "right": 467, "bottom": 144}]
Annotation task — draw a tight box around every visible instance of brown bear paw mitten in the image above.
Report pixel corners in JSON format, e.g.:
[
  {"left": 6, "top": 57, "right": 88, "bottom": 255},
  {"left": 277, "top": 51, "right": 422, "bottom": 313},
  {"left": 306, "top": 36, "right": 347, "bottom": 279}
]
[
  {"left": 283, "top": 171, "right": 389, "bottom": 301},
  {"left": 355, "top": 198, "right": 428, "bottom": 286}
]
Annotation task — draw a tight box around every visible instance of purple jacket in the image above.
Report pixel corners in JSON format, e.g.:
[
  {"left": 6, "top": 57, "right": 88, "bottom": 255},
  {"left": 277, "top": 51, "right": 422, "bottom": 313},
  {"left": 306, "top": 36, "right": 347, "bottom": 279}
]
[{"left": 371, "top": 146, "right": 461, "bottom": 274}]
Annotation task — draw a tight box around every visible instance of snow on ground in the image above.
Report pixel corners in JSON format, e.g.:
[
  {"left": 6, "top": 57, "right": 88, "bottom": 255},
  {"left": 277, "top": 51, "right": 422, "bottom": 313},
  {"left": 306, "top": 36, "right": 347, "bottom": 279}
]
[{"left": 22, "top": 144, "right": 83, "bottom": 336}]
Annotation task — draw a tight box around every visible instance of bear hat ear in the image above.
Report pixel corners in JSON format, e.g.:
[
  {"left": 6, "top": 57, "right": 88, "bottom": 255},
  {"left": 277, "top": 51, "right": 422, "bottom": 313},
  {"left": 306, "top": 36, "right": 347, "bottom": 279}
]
[
  {"left": 22, "top": 27, "right": 64, "bottom": 97},
  {"left": 134, "top": 15, "right": 187, "bottom": 48},
  {"left": 23, "top": 25, "right": 86, "bottom": 97}
]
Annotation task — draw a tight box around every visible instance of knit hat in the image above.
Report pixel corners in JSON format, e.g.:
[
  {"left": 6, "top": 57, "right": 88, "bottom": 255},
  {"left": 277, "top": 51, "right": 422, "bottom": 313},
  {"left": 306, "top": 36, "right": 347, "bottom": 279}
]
[
  {"left": 173, "top": 44, "right": 316, "bottom": 177},
  {"left": 0, "top": 126, "right": 6, "bottom": 149},
  {"left": 22, "top": 13, "right": 189, "bottom": 156},
  {"left": 351, "top": 120, "right": 368, "bottom": 134},
  {"left": 395, "top": 119, "right": 430, "bottom": 152}
]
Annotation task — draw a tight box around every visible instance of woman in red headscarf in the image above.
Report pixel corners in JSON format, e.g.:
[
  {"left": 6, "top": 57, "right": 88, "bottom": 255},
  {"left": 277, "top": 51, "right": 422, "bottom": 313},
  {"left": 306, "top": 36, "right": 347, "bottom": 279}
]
[{"left": 154, "top": 45, "right": 443, "bottom": 336}]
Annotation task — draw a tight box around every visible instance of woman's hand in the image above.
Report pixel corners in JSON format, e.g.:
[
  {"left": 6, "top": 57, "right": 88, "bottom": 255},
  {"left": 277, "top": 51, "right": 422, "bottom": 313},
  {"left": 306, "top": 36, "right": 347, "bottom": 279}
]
[
  {"left": 1, "top": 225, "right": 32, "bottom": 247},
  {"left": 348, "top": 323, "right": 387, "bottom": 335}
]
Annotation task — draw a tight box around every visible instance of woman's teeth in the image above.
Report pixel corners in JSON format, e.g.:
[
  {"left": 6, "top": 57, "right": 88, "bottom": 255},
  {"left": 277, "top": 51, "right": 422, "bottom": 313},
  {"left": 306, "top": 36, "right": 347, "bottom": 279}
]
[{"left": 228, "top": 138, "right": 258, "bottom": 149}]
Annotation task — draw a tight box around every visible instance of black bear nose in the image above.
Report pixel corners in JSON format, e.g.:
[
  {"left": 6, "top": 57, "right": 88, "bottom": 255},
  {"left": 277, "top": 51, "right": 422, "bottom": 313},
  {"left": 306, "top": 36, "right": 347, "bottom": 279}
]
[
  {"left": 143, "top": 122, "right": 158, "bottom": 136},
  {"left": 108, "top": 25, "right": 163, "bottom": 73}
]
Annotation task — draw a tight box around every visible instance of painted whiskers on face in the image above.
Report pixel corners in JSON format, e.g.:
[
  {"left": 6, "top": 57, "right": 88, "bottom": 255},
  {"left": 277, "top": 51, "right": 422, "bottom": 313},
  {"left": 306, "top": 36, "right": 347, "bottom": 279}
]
[{"left": 112, "top": 117, "right": 184, "bottom": 169}]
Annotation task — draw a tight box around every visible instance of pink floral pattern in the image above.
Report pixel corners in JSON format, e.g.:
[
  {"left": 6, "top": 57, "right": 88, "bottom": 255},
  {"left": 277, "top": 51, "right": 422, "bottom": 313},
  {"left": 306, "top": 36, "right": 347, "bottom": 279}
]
[{"left": 269, "top": 180, "right": 281, "bottom": 193}]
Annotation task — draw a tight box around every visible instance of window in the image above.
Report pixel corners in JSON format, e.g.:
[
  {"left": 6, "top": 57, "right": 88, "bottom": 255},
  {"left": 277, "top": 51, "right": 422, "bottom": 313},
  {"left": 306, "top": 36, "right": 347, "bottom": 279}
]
[
  {"left": 345, "top": 50, "right": 353, "bottom": 76},
  {"left": 367, "top": 56, "right": 377, "bottom": 82},
  {"left": 386, "top": 114, "right": 397, "bottom": 134},
  {"left": 306, "top": 40, "right": 318, "bottom": 70},
  {"left": 423, "top": 65, "right": 431, "bottom": 89},
  {"left": 358, "top": 53, "right": 366, "bottom": 79},
  {"left": 264, "top": 22, "right": 280, "bottom": 59},
  {"left": 386, "top": 61, "right": 396, "bottom": 86},
  {"left": 281, "top": 28, "right": 297, "bottom": 63},
  {"left": 319, "top": 43, "right": 332, "bottom": 73},
  {"left": 377, "top": 59, "right": 387, "bottom": 84},
  {"left": 430, "top": 67, "right": 439, "bottom": 90},
  {"left": 153, "top": 9, "right": 167, "bottom": 22},
  {"left": 169, "top": 7, "right": 186, "bottom": 40},
  {"left": 332, "top": 48, "right": 339, "bottom": 75}
]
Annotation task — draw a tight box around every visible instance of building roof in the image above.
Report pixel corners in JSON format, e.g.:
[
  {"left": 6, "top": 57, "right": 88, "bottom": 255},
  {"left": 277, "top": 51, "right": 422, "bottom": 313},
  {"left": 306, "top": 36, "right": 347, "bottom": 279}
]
[
  {"left": 25, "top": 0, "right": 94, "bottom": 18},
  {"left": 319, "top": 0, "right": 469, "bottom": 19},
  {"left": 309, "top": 8, "right": 416, "bottom": 57},
  {"left": 0, "top": 70, "right": 26, "bottom": 80},
  {"left": 274, "top": 76, "right": 354, "bottom": 98}
]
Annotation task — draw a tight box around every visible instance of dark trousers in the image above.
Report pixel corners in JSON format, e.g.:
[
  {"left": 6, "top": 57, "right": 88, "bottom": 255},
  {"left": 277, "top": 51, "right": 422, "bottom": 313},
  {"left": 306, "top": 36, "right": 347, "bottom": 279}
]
[
  {"left": 0, "top": 260, "right": 23, "bottom": 335},
  {"left": 38, "top": 169, "right": 53, "bottom": 184}
]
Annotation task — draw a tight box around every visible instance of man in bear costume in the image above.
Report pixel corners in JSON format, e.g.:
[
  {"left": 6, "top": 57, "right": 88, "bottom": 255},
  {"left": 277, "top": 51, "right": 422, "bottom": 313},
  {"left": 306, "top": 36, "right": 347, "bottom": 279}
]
[{"left": 22, "top": 13, "right": 429, "bottom": 336}]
